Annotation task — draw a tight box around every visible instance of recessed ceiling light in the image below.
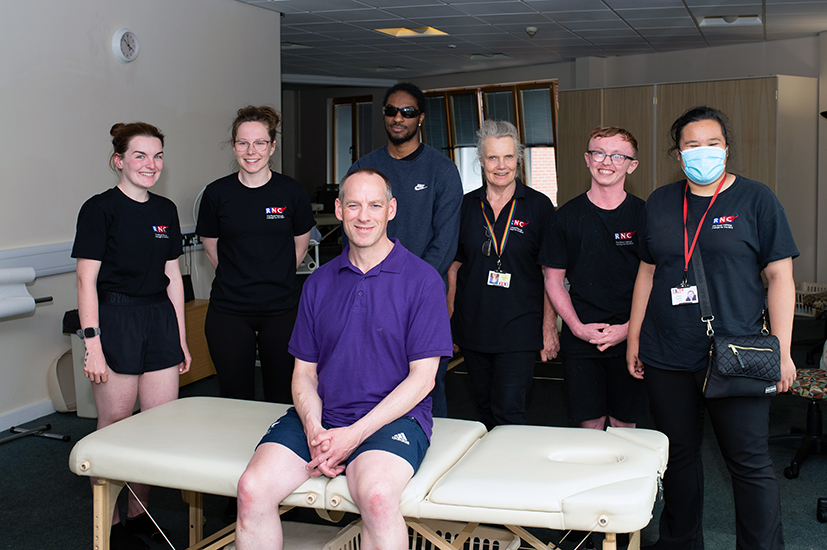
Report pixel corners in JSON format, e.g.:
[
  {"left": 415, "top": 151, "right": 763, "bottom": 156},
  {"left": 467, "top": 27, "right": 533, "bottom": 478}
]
[
  {"left": 461, "top": 53, "right": 511, "bottom": 61},
  {"left": 375, "top": 26, "right": 448, "bottom": 38},
  {"left": 698, "top": 15, "right": 762, "bottom": 27}
]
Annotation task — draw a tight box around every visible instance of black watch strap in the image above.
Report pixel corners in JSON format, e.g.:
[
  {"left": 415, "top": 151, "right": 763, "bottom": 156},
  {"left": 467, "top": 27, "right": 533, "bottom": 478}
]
[{"left": 77, "top": 327, "right": 101, "bottom": 339}]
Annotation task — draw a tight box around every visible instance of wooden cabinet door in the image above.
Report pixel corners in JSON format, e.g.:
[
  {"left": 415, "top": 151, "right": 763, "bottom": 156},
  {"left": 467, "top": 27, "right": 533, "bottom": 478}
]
[
  {"left": 603, "top": 86, "right": 655, "bottom": 200},
  {"left": 557, "top": 89, "right": 602, "bottom": 206}
]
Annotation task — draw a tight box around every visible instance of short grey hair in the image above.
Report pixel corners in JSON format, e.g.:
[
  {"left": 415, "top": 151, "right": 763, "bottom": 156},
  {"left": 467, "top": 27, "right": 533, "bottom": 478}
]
[
  {"left": 476, "top": 120, "right": 524, "bottom": 166},
  {"left": 339, "top": 167, "right": 393, "bottom": 201}
]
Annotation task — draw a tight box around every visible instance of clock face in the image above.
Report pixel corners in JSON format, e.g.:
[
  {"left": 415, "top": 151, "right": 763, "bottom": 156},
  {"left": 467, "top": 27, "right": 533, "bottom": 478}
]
[
  {"left": 120, "top": 32, "right": 137, "bottom": 59},
  {"left": 112, "top": 28, "right": 139, "bottom": 63}
]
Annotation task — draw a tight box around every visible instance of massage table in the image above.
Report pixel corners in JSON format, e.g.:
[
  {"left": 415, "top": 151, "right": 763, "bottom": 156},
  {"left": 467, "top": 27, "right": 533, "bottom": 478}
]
[{"left": 69, "top": 397, "right": 668, "bottom": 550}]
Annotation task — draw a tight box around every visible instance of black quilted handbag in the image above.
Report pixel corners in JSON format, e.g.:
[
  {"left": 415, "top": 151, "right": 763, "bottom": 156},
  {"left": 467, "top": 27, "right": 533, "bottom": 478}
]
[
  {"left": 687, "top": 207, "right": 781, "bottom": 398},
  {"left": 703, "top": 333, "right": 780, "bottom": 398}
]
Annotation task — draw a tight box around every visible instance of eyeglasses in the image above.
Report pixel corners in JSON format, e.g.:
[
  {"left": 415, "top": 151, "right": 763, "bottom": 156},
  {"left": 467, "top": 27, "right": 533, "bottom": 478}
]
[
  {"left": 587, "top": 150, "right": 635, "bottom": 165},
  {"left": 233, "top": 140, "right": 272, "bottom": 152},
  {"left": 482, "top": 227, "right": 492, "bottom": 256},
  {"left": 382, "top": 105, "right": 421, "bottom": 119}
]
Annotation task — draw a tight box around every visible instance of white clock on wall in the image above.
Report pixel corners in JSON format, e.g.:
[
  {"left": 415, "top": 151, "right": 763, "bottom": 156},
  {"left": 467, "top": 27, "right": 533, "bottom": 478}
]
[{"left": 112, "top": 28, "right": 139, "bottom": 63}]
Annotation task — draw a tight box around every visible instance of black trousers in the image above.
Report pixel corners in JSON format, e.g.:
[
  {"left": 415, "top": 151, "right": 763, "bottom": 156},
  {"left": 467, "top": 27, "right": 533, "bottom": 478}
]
[
  {"left": 204, "top": 304, "right": 298, "bottom": 404},
  {"left": 645, "top": 366, "right": 784, "bottom": 550},
  {"left": 461, "top": 349, "right": 536, "bottom": 430}
]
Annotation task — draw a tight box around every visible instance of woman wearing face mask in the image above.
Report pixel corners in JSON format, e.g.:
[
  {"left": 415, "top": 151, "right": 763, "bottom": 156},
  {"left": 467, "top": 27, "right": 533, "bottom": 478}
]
[
  {"left": 626, "top": 106, "right": 797, "bottom": 550},
  {"left": 197, "top": 106, "right": 315, "bottom": 404}
]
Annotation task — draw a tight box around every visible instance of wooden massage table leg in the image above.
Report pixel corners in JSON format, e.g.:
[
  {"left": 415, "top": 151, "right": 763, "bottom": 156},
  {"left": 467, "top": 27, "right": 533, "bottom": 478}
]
[
  {"left": 507, "top": 524, "right": 640, "bottom": 550},
  {"left": 505, "top": 525, "right": 559, "bottom": 549},
  {"left": 407, "top": 519, "right": 480, "bottom": 550},
  {"left": 92, "top": 478, "right": 124, "bottom": 550},
  {"left": 181, "top": 490, "right": 204, "bottom": 547}
]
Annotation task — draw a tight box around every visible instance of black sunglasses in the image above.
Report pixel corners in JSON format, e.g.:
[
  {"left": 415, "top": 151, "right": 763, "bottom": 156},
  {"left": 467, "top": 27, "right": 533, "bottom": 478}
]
[{"left": 382, "top": 105, "right": 421, "bottom": 118}]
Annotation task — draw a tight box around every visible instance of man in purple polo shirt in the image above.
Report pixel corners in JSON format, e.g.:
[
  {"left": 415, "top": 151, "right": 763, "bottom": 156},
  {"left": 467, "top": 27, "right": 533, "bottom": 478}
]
[{"left": 235, "top": 168, "right": 453, "bottom": 550}]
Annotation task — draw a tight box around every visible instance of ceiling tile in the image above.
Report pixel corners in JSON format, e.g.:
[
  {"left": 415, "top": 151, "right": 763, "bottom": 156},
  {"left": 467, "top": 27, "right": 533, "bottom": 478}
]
[
  {"left": 384, "top": 4, "right": 467, "bottom": 18},
  {"left": 314, "top": 9, "right": 402, "bottom": 22},
  {"left": 630, "top": 18, "right": 698, "bottom": 29},
  {"left": 356, "top": 0, "right": 448, "bottom": 6},
  {"left": 562, "top": 20, "right": 632, "bottom": 32},
  {"left": 766, "top": 2, "right": 827, "bottom": 15},
  {"left": 235, "top": 0, "right": 827, "bottom": 79},
  {"left": 449, "top": 2, "right": 540, "bottom": 16},
  {"left": 279, "top": 13, "right": 337, "bottom": 25},
  {"left": 538, "top": 11, "right": 621, "bottom": 23},
  {"left": 526, "top": 0, "right": 611, "bottom": 11},
  {"left": 476, "top": 14, "right": 558, "bottom": 25},
  {"left": 606, "top": 0, "right": 685, "bottom": 8},
  {"left": 615, "top": 7, "right": 690, "bottom": 20}
]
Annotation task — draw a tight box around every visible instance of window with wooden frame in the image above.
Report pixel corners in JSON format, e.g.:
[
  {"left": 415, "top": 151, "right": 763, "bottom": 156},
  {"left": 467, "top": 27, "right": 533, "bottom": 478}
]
[
  {"left": 332, "top": 96, "right": 372, "bottom": 183},
  {"left": 423, "top": 82, "right": 558, "bottom": 204}
]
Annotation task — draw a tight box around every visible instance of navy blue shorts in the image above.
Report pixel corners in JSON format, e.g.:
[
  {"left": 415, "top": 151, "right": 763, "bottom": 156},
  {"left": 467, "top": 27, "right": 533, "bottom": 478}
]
[
  {"left": 98, "top": 291, "right": 184, "bottom": 375},
  {"left": 563, "top": 355, "right": 649, "bottom": 423},
  {"left": 257, "top": 407, "right": 429, "bottom": 473}
]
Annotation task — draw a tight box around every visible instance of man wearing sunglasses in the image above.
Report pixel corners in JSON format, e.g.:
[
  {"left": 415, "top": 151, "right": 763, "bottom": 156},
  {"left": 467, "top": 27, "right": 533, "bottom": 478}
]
[{"left": 349, "top": 82, "right": 463, "bottom": 418}]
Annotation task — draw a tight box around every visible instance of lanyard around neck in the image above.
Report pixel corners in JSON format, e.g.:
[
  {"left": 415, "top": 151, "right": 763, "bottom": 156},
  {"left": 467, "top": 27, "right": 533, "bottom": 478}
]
[
  {"left": 683, "top": 176, "right": 726, "bottom": 275},
  {"left": 480, "top": 198, "right": 517, "bottom": 258}
]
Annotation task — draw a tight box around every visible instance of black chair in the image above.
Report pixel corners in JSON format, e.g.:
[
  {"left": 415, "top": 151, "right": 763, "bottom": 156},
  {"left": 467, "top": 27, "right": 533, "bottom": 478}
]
[{"left": 769, "top": 368, "right": 827, "bottom": 479}]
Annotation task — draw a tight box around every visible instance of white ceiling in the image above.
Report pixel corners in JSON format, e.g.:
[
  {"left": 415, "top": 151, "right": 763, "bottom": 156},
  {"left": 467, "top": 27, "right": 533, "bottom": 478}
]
[{"left": 237, "top": 0, "right": 827, "bottom": 81}]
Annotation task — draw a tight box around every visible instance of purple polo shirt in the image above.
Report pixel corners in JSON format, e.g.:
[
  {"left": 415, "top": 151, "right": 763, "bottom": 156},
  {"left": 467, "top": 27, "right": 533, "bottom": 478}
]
[{"left": 288, "top": 239, "right": 453, "bottom": 440}]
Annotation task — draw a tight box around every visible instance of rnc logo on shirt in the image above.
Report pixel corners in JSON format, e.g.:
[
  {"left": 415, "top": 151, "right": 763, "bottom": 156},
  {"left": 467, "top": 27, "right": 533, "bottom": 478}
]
[
  {"left": 711, "top": 213, "right": 738, "bottom": 230},
  {"left": 614, "top": 230, "right": 636, "bottom": 246},
  {"left": 509, "top": 219, "right": 529, "bottom": 234},
  {"left": 152, "top": 225, "right": 169, "bottom": 239},
  {"left": 266, "top": 206, "right": 287, "bottom": 220}
]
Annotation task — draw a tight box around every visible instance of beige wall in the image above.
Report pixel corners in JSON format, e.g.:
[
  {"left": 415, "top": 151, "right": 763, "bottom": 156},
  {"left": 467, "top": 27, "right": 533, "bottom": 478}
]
[{"left": 0, "top": 0, "right": 280, "bottom": 425}]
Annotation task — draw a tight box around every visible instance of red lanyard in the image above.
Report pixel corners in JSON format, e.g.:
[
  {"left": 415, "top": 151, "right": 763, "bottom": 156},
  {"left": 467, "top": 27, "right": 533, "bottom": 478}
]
[{"left": 683, "top": 177, "right": 726, "bottom": 274}]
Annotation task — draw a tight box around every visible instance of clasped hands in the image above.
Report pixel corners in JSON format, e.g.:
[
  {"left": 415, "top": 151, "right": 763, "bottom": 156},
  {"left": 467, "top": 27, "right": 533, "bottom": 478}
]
[
  {"left": 576, "top": 322, "right": 628, "bottom": 352},
  {"left": 304, "top": 425, "right": 363, "bottom": 478}
]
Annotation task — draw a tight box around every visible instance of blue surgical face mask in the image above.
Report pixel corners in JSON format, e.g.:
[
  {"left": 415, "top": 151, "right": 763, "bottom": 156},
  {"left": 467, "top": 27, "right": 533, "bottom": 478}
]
[{"left": 679, "top": 146, "right": 727, "bottom": 185}]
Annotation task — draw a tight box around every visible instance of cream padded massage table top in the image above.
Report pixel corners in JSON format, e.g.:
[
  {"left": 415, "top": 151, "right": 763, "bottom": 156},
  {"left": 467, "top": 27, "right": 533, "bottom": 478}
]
[
  {"left": 69, "top": 397, "right": 668, "bottom": 534},
  {"left": 68, "top": 397, "right": 488, "bottom": 512}
]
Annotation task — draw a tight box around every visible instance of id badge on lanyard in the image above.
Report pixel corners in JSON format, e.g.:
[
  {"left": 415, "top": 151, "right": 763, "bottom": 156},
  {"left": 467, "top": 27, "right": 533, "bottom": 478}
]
[
  {"left": 672, "top": 180, "right": 724, "bottom": 306},
  {"left": 481, "top": 199, "right": 516, "bottom": 289}
]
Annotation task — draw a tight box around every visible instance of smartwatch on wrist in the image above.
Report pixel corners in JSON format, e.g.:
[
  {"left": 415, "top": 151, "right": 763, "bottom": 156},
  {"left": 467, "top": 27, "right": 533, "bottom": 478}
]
[{"left": 77, "top": 327, "right": 101, "bottom": 339}]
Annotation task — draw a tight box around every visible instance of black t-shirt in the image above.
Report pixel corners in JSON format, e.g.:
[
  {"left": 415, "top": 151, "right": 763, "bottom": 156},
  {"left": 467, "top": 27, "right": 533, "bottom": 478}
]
[
  {"left": 72, "top": 187, "right": 182, "bottom": 296},
  {"left": 196, "top": 172, "right": 316, "bottom": 316},
  {"left": 541, "top": 192, "right": 644, "bottom": 358},
  {"left": 452, "top": 182, "right": 555, "bottom": 353},
  {"left": 638, "top": 176, "right": 799, "bottom": 371}
]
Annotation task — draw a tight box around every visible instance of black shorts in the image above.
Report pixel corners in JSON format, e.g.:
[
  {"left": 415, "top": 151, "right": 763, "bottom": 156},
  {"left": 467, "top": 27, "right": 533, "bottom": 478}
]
[
  {"left": 257, "top": 407, "right": 429, "bottom": 473},
  {"left": 563, "top": 355, "right": 649, "bottom": 423},
  {"left": 98, "top": 291, "right": 184, "bottom": 375}
]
